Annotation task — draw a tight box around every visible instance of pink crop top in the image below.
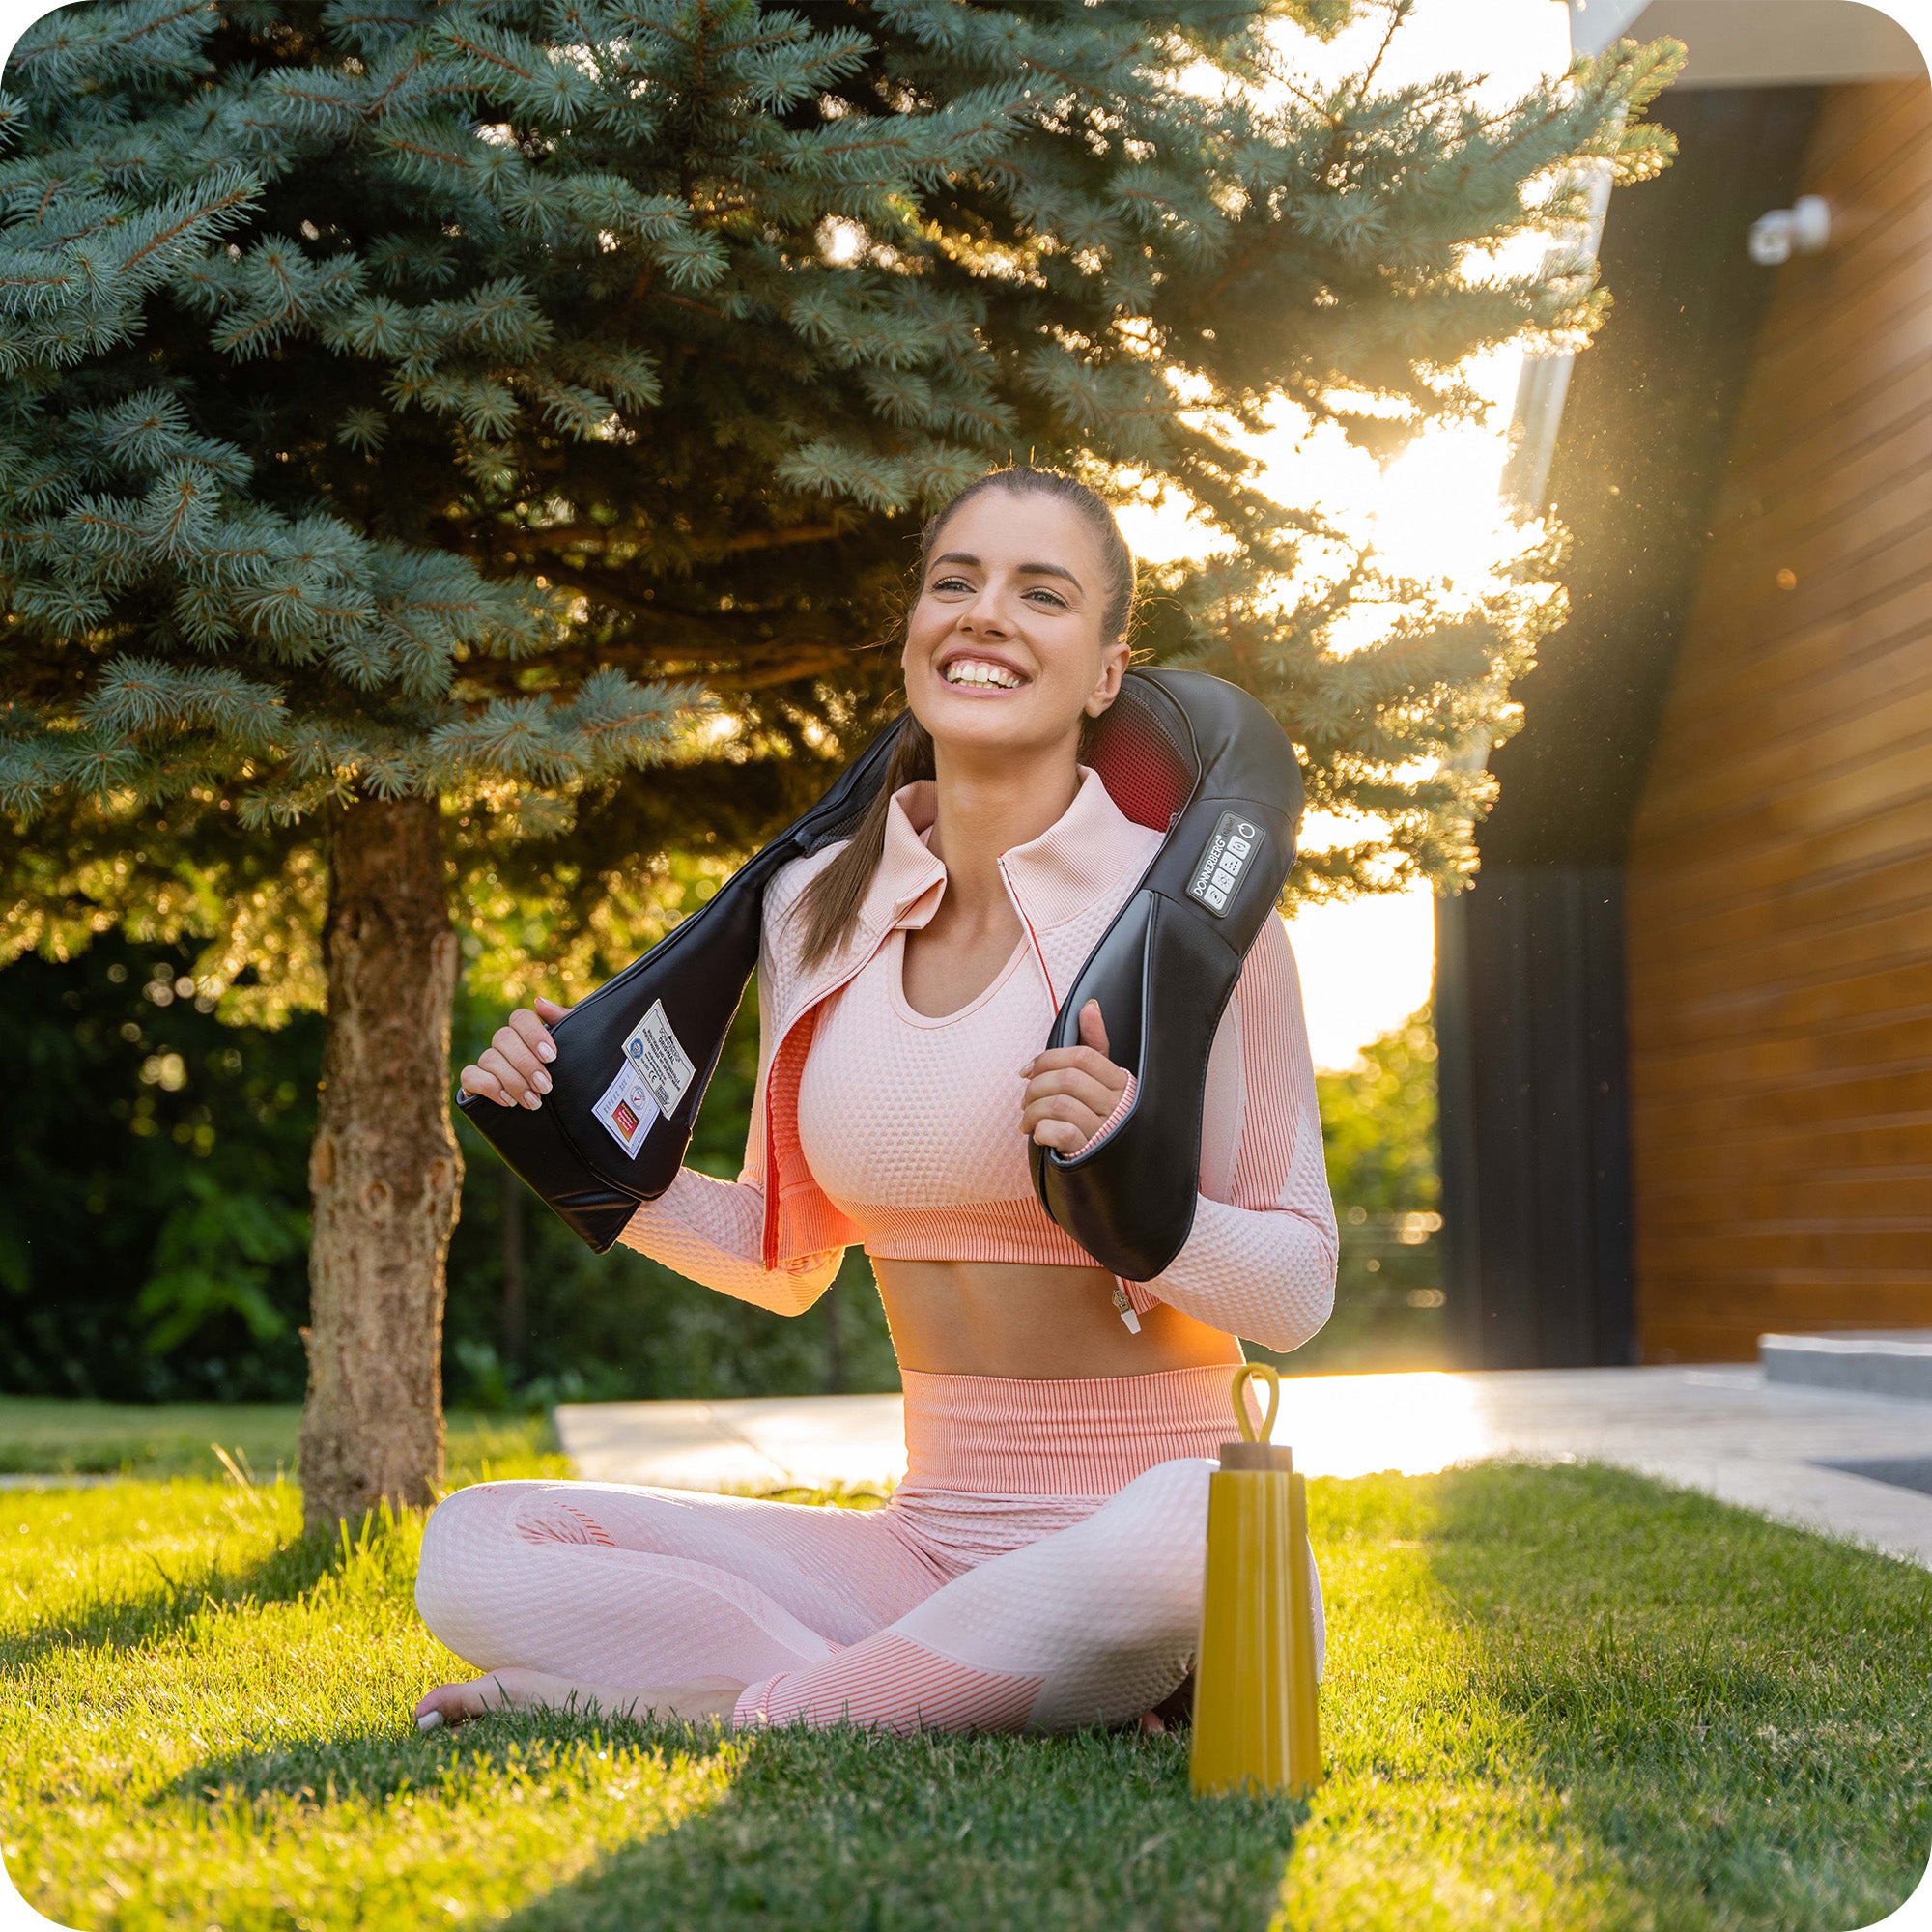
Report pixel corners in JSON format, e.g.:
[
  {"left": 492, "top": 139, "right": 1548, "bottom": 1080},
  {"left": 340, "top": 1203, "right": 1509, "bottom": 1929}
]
[
  {"left": 796, "top": 924, "right": 1102, "bottom": 1266},
  {"left": 617, "top": 769, "right": 1338, "bottom": 1353}
]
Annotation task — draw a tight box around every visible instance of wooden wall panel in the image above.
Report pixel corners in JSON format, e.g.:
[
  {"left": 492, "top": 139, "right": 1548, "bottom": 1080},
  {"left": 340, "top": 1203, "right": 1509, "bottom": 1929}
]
[{"left": 1626, "top": 79, "right": 1932, "bottom": 1360}]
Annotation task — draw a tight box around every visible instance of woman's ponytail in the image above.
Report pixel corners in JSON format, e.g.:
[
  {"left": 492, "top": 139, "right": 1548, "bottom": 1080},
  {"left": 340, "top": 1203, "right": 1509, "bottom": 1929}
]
[{"left": 791, "top": 710, "right": 936, "bottom": 970}]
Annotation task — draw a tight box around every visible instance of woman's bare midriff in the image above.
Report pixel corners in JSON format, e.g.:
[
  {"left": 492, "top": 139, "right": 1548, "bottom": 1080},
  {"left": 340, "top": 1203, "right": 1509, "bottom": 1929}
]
[{"left": 873, "top": 1258, "right": 1245, "bottom": 1379}]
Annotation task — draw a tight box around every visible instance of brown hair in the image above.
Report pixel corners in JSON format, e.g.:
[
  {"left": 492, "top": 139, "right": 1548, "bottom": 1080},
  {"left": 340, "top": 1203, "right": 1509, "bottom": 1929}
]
[{"left": 792, "top": 467, "right": 1136, "bottom": 970}]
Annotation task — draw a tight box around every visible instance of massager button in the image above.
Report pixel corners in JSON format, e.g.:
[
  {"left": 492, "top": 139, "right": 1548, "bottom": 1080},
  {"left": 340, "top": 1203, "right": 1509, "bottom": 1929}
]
[{"left": 1188, "top": 808, "right": 1267, "bottom": 918}]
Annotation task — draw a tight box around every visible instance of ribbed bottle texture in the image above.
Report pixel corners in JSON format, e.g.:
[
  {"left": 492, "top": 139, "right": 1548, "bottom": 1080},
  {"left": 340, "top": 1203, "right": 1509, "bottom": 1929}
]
[{"left": 1189, "top": 1365, "right": 1321, "bottom": 1799}]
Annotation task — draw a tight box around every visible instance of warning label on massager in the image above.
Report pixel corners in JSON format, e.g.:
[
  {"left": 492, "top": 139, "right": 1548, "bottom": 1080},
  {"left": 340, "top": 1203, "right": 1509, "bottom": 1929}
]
[
  {"left": 590, "top": 1001, "right": 696, "bottom": 1159},
  {"left": 623, "top": 1001, "right": 696, "bottom": 1118},
  {"left": 1185, "top": 810, "right": 1262, "bottom": 918}
]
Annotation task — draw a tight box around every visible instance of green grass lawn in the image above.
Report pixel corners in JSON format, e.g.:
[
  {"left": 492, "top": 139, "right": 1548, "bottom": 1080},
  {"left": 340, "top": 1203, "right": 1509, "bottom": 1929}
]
[
  {"left": 3, "top": 1446, "right": 1927, "bottom": 1930},
  {"left": 0, "top": 1395, "right": 556, "bottom": 1481}
]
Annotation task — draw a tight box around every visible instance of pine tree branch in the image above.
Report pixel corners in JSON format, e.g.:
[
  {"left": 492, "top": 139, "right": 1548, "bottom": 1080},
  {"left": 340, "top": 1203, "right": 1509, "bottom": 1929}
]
[
  {"left": 720, "top": 522, "right": 849, "bottom": 554},
  {"left": 0, "top": 0, "right": 1674, "bottom": 906},
  {"left": 455, "top": 631, "right": 866, "bottom": 691},
  {"left": 489, "top": 518, "right": 852, "bottom": 558},
  {"left": 1350, "top": 0, "right": 1412, "bottom": 107}
]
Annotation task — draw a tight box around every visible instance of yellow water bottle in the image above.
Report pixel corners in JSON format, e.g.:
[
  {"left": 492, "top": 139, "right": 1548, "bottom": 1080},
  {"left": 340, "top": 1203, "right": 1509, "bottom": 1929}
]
[{"left": 1189, "top": 1362, "right": 1322, "bottom": 1799}]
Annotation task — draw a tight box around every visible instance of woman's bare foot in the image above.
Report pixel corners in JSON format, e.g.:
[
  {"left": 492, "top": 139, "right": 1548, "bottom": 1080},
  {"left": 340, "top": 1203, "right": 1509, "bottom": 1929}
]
[
  {"left": 413, "top": 1667, "right": 563, "bottom": 1729},
  {"left": 412, "top": 1668, "right": 744, "bottom": 1732}
]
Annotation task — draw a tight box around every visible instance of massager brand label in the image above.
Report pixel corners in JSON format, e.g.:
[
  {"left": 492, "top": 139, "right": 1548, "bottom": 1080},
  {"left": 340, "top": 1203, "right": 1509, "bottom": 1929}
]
[
  {"left": 1186, "top": 810, "right": 1262, "bottom": 917},
  {"left": 591, "top": 1063, "right": 659, "bottom": 1157},
  {"left": 622, "top": 1000, "right": 696, "bottom": 1119}
]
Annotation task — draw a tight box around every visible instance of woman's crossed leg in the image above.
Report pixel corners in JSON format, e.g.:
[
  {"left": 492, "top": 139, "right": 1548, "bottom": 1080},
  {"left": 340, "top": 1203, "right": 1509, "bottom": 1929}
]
[
  {"left": 412, "top": 1475, "right": 939, "bottom": 1725},
  {"left": 411, "top": 1460, "right": 1272, "bottom": 1736}
]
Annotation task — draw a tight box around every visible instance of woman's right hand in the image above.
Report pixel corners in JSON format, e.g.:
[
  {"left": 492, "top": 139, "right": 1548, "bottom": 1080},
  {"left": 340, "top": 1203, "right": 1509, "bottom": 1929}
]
[{"left": 458, "top": 996, "right": 569, "bottom": 1109}]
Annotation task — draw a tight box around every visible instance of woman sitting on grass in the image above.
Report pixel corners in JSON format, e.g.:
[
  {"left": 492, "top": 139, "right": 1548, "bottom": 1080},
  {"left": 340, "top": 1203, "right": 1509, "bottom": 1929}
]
[{"left": 416, "top": 467, "right": 1336, "bottom": 1738}]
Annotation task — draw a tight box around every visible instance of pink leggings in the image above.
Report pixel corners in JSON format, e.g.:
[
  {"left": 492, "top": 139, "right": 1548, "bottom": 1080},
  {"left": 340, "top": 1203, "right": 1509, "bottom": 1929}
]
[{"left": 413, "top": 1367, "right": 1324, "bottom": 1736}]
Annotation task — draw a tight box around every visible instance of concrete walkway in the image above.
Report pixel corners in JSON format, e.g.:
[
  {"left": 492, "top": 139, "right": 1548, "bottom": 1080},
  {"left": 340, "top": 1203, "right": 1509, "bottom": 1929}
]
[
  {"left": 556, "top": 1394, "right": 909, "bottom": 1494},
  {"left": 555, "top": 1365, "right": 1932, "bottom": 1567},
  {"left": 0, "top": 1471, "right": 128, "bottom": 1491}
]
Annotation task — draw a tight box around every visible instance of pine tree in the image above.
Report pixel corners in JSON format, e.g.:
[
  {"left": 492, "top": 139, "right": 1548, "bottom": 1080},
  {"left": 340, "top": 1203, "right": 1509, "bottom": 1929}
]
[{"left": 0, "top": 0, "right": 1676, "bottom": 1528}]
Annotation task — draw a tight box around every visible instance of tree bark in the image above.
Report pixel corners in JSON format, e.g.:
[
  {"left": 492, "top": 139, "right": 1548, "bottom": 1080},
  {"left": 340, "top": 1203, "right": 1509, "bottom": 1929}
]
[{"left": 298, "top": 795, "right": 461, "bottom": 1535}]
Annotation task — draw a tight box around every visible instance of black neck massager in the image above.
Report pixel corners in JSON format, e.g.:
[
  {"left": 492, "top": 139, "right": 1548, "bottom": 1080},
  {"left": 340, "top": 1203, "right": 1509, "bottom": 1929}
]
[{"left": 456, "top": 667, "right": 1303, "bottom": 1282}]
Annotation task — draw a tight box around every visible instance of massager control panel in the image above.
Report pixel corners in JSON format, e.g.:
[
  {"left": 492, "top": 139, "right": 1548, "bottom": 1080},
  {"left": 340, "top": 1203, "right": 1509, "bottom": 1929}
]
[{"left": 1186, "top": 810, "right": 1262, "bottom": 918}]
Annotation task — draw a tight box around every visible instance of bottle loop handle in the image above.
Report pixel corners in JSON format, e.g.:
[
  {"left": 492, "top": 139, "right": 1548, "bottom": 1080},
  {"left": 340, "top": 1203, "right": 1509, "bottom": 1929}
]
[{"left": 1229, "top": 1361, "right": 1280, "bottom": 1445}]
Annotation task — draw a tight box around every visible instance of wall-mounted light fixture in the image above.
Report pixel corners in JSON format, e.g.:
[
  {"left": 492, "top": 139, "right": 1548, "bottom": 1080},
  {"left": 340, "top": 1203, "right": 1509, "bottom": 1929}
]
[{"left": 1747, "top": 194, "right": 1832, "bottom": 266}]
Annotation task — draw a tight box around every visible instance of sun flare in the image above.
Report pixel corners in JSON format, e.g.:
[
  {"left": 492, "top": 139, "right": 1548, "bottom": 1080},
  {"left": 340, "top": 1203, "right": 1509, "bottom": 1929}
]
[{"left": 1123, "top": 0, "right": 1575, "bottom": 1067}]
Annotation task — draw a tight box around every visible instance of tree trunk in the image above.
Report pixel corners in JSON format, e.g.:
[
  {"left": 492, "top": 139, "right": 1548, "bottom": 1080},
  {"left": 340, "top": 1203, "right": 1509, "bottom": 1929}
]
[{"left": 298, "top": 795, "right": 461, "bottom": 1535}]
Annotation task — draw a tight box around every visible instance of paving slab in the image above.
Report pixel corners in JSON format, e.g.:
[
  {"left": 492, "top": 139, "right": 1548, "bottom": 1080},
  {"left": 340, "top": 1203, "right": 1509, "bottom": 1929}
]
[
  {"left": 1761, "top": 1329, "right": 1932, "bottom": 1400},
  {"left": 1427, "top": 1366, "right": 1932, "bottom": 1568},
  {"left": 556, "top": 1366, "right": 1932, "bottom": 1566},
  {"left": 556, "top": 1395, "right": 907, "bottom": 1492}
]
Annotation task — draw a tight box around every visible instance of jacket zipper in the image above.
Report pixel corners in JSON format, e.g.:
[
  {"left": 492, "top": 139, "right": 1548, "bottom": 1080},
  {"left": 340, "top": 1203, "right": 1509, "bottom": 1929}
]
[{"left": 996, "top": 853, "right": 1058, "bottom": 1008}]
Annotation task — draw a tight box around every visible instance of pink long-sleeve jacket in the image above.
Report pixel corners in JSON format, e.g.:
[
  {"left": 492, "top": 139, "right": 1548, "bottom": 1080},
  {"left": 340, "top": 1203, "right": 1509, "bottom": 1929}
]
[{"left": 619, "top": 766, "right": 1337, "bottom": 1353}]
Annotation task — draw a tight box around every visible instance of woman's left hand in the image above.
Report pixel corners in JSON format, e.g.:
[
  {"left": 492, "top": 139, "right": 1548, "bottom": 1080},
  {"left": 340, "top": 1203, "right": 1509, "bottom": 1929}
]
[{"left": 1021, "top": 999, "right": 1130, "bottom": 1155}]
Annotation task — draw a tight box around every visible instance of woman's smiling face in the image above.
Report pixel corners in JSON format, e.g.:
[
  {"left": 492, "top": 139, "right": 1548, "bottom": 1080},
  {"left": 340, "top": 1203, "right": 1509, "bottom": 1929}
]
[{"left": 902, "top": 487, "right": 1128, "bottom": 760}]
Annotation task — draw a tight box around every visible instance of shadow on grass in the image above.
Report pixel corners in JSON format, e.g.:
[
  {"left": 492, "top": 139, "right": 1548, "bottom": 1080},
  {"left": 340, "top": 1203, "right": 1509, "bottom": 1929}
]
[
  {"left": 172, "top": 1708, "right": 1306, "bottom": 1932},
  {"left": 170, "top": 1707, "right": 664, "bottom": 1811},
  {"left": 0, "top": 1499, "right": 413, "bottom": 1674},
  {"left": 111, "top": 1459, "right": 1932, "bottom": 1929},
  {"left": 1423, "top": 1462, "right": 1932, "bottom": 1932}
]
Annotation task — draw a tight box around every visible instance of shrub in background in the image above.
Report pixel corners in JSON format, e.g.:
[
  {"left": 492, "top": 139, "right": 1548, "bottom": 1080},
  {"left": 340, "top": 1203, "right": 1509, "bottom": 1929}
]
[
  {"left": 1275, "top": 1003, "right": 1443, "bottom": 1374},
  {"left": 2, "top": 936, "right": 318, "bottom": 1401},
  {"left": 1, "top": 934, "right": 896, "bottom": 1406},
  {"left": 5, "top": 950, "right": 1439, "bottom": 1401}
]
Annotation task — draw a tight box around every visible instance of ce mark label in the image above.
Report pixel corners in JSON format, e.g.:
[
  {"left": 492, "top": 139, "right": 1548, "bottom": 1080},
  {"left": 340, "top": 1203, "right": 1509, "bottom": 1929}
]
[{"left": 1186, "top": 810, "right": 1263, "bottom": 917}]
